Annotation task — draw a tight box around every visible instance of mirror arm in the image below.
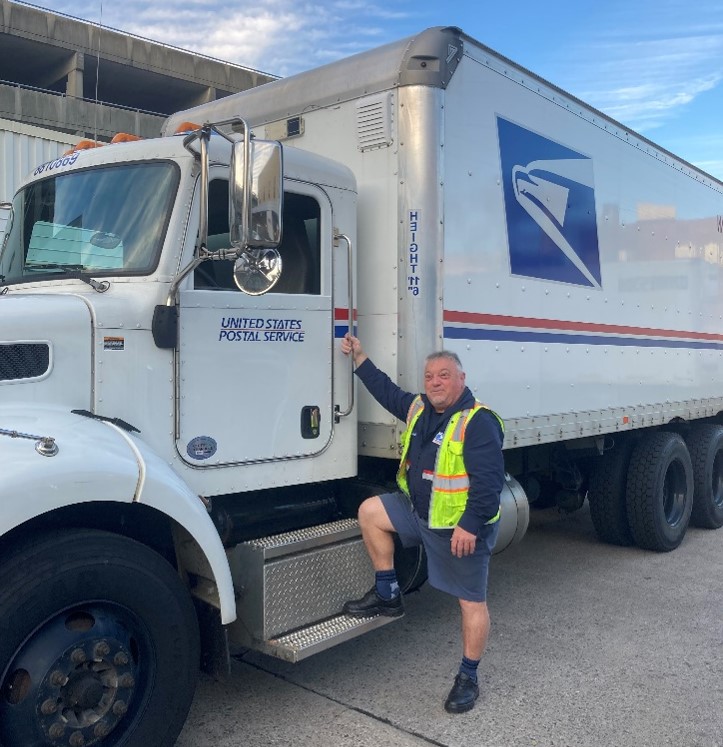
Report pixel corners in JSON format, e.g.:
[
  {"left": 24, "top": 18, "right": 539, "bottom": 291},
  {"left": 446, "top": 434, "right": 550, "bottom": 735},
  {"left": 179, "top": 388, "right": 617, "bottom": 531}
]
[
  {"left": 196, "top": 130, "right": 209, "bottom": 258},
  {"left": 241, "top": 121, "right": 251, "bottom": 249},
  {"left": 164, "top": 254, "right": 208, "bottom": 307},
  {"left": 166, "top": 125, "right": 214, "bottom": 307}
]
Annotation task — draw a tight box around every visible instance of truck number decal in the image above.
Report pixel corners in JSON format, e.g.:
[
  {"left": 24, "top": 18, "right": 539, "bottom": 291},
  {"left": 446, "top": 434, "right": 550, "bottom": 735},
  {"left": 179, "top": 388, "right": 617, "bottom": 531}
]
[
  {"left": 32, "top": 152, "right": 79, "bottom": 176},
  {"left": 497, "top": 117, "right": 602, "bottom": 289}
]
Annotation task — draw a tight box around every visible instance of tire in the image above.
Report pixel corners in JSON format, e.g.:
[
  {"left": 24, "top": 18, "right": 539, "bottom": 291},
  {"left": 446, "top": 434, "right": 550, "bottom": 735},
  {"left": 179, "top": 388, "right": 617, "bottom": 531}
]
[
  {"left": 685, "top": 424, "right": 723, "bottom": 529},
  {"left": 0, "top": 529, "right": 200, "bottom": 747},
  {"left": 587, "top": 440, "right": 635, "bottom": 546},
  {"left": 394, "top": 536, "right": 428, "bottom": 593},
  {"left": 625, "top": 432, "right": 694, "bottom": 551}
]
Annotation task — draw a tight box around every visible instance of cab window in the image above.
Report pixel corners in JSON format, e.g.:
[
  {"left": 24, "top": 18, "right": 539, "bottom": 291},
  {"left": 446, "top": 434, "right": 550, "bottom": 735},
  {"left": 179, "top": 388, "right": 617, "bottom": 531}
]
[{"left": 194, "top": 180, "right": 321, "bottom": 295}]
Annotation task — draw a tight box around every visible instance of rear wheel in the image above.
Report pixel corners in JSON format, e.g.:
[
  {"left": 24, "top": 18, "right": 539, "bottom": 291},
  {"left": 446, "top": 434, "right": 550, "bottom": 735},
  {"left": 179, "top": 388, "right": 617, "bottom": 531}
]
[
  {"left": 685, "top": 424, "right": 723, "bottom": 529},
  {"left": 393, "top": 537, "right": 428, "bottom": 593},
  {"left": 626, "top": 432, "right": 693, "bottom": 551},
  {"left": 0, "top": 529, "right": 199, "bottom": 747},
  {"left": 587, "top": 440, "right": 635, "bottom": 546}
]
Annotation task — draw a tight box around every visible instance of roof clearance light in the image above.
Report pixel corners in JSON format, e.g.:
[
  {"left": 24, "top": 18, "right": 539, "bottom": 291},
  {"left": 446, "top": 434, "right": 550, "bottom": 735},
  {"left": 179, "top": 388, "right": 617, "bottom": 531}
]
[
  {"left": 67, "top": 139, "right": 102, "bottom": 153},
  {"left": 174, "top": 121, "right": 202, "bottom": 134},
  {"left": 111, "top": 133, "right": 142, "bottom": 143}
]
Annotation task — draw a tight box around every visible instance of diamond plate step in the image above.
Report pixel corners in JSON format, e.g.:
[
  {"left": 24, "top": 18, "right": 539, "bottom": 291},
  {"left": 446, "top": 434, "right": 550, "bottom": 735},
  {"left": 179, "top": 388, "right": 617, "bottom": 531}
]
[
  {"left": 241, "top": 518, "right": 361, "bottom": 559},
  {"left": 228, "top": 518, "right": 384, "bottom": 653},
  {"left": 262, "top": 612, "right": 401, "bottom": 662}
]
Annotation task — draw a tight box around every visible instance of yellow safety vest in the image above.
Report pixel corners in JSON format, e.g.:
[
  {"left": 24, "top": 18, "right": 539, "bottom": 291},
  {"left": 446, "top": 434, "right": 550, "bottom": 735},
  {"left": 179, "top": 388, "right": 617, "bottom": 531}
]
[{"left": 396, "top": 395, "right": 504, "bottom": 529}]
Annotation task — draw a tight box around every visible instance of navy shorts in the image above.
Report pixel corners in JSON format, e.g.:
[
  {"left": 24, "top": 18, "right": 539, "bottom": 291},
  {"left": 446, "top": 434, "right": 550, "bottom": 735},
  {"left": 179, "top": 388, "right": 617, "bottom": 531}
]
[{"left": 380, "top": 492, "right": 499, "bottom": 603}]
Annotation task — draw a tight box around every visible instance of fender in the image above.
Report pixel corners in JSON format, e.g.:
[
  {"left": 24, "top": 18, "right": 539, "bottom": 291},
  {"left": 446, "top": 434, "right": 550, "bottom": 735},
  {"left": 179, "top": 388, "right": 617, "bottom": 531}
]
[{"left": 0, "top": 406, "right": 236, "bottom": 624}]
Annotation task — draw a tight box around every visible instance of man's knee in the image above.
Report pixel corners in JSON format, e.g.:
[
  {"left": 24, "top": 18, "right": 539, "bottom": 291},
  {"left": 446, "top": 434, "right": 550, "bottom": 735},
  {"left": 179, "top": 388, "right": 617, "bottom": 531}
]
[
  {"left": 358, "top": 495, "right": 395, "bottom": 532},
  {"left": 358, "top": 495, "right": 382, "bottom": 523},
  {"left": 459, "top": 599, "right": 489, "bottom": 616}
]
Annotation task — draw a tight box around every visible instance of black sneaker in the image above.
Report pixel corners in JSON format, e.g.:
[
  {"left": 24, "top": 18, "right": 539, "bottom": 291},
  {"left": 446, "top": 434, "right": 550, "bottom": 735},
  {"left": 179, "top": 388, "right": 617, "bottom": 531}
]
[
  {"left": 444, "top": 673, "right": 479, "bottom": 713},
  {"left": 342, "top": 587, "right": 404, "bottom": 618}
]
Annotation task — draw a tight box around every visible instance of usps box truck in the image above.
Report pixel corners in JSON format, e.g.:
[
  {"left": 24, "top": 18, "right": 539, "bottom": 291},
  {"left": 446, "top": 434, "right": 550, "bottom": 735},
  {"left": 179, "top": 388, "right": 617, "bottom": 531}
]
[{"left": 0, "top": 26, "right": 720, "bottom": 746}]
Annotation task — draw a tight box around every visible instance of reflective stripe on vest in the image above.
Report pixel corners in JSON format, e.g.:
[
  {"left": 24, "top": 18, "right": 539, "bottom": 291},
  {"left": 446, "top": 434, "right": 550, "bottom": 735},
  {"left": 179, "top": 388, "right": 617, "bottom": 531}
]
[{"left": 396, "top": 396, "right": 504, "bottom": 528}]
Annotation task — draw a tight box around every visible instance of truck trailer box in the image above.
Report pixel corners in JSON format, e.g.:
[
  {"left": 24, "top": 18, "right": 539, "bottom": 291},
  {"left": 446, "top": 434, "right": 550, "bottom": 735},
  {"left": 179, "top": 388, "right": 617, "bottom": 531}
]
[{"left": 165, "top": 27, "right": 723, "bottom": 459}]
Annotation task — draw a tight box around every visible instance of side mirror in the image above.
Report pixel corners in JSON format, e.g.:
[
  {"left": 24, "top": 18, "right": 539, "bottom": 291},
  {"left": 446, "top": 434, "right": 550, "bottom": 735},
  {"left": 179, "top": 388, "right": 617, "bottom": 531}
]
[{"left": 229, "top": 140, "right": 283, "bottom": 250}]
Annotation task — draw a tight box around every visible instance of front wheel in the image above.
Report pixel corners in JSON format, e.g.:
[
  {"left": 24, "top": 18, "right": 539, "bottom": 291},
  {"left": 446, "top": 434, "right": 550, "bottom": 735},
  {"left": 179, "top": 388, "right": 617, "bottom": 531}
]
[{"left": 0, "top": 529, "right": 200, "bottom": 747}]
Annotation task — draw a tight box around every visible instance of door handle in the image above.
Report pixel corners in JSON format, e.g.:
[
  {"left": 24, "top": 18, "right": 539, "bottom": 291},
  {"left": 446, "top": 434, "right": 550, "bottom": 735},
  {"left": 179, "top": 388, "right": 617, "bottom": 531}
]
[{"left": 335, "top": 233, "right": 354, "bottom": 420}]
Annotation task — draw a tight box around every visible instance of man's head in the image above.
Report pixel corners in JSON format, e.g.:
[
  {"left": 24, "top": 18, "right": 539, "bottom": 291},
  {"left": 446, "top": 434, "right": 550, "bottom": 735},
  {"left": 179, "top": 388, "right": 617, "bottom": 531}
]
[{"left": 424, "top": 351, "right": 466, "bottom": 413}]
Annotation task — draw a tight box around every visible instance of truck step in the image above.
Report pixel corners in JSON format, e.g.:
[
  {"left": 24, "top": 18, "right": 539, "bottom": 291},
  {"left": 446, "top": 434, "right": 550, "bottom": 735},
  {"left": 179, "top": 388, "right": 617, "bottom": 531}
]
[
  {"left": 262, "top": 611, "right": 400, "bottom": 662},
  {"left": 228, "top": 518, "right": 388, "bottom": 654},
  {"left": 240, "top": 517, "right": 362, "bottom": 559}
]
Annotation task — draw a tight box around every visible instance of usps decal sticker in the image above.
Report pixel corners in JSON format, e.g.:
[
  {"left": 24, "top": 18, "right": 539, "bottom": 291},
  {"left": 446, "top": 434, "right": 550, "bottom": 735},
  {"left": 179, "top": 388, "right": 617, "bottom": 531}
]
[{"left": 497, "top": 116, "right": 602, "bottom": 288}]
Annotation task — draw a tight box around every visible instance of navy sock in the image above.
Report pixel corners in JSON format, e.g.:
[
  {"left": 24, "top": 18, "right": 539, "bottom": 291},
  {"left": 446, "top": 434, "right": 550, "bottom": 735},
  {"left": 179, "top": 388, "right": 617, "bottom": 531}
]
[
  {"left": 459, "top": 656, "right": 480, "bottom": 683},
  {"left": 375, "top": 570, "right": 400, "bottom": 600}
]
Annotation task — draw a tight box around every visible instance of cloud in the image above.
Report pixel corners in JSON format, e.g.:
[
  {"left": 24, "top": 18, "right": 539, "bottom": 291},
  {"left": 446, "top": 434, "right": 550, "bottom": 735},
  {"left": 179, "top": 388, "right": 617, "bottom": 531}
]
[
  {"left": 562, "top": 29, "right": 723, "bottom": 134},
  {"left": 662, "top": 129, "right": 723, "bottom": 179},
  {"left": 590, "top": 74, "right": 722, "bottom": 131},
  {"left": 32, "top": 0, "right": 413, "bottom": 77}
]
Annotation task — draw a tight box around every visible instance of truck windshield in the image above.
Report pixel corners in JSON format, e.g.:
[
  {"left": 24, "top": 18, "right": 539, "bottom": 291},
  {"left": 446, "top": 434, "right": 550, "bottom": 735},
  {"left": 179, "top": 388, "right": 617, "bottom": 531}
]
[{"left": 0, "top": 162, "right": 178, "bottom": 284}]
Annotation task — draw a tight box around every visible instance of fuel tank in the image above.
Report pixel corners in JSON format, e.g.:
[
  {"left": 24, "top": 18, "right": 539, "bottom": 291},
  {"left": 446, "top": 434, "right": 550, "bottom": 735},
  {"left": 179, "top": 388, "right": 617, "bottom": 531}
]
[{"left": 493, "top": 474, "right": 530, "bottom": 554}]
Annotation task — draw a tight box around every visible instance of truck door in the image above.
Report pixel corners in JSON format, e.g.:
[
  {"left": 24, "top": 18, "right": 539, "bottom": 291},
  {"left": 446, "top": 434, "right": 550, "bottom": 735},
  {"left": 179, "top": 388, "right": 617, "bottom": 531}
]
[{"left": 177, "top": 179, "right": 334, "bottom": 466}]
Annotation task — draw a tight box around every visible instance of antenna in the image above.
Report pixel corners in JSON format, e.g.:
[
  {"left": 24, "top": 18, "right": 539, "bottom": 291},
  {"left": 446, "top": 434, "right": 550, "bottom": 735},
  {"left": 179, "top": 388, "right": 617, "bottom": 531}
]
[{"left": 94, "top": 2, "right": 103, "bottom": 142}]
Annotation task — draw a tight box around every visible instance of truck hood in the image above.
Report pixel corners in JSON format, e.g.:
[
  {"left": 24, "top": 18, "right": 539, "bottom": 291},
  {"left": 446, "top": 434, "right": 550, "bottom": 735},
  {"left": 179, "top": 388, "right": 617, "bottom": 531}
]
[{"left": 0, "top": 293, "right": 92, "bottom": 410}]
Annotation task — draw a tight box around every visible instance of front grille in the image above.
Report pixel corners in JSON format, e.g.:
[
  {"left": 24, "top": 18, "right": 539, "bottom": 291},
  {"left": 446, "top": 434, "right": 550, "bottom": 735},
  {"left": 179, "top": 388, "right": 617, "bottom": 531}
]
[{"left": 0, "top": 343, "right": 50, "bottom": 381}]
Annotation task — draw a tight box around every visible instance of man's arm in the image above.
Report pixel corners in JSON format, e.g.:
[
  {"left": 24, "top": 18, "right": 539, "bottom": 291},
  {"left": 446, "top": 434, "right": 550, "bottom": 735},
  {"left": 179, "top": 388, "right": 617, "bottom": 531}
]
[{"left": 341, "top": 333, "right": 416, "bottom": 422}]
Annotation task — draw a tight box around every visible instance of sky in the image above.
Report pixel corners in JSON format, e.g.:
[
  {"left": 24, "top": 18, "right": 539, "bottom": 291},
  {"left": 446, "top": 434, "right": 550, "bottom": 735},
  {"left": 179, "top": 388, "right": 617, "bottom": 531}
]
[{"left": 26, "top": 0, "right": 723, "bottom": 180}]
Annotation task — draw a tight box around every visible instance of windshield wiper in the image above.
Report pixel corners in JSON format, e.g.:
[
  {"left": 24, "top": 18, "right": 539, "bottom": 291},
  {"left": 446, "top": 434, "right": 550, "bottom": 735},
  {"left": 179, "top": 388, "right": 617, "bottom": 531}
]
[
  {"left": 26, "top": 262, "right": 86, "bottom": 270},
  {"left": 24, "top": 264, "right": 110, "bottom": 293}
]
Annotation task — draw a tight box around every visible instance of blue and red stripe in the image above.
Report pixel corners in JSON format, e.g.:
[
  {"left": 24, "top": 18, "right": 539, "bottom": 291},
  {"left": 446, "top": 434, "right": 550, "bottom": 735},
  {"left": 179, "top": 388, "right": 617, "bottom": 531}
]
[
  {"left": 443, "top": 311, "right": 723, "bottom": 351},
  {"left": 334, "top": 308, "right": 357, "bottom": 338}
]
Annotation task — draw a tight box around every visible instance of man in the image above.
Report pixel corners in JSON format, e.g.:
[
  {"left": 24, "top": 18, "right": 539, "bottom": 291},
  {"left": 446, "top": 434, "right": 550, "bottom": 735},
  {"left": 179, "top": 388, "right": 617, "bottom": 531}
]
[{"left": 340, "top": 333, "right": 504, "bottom": 714}]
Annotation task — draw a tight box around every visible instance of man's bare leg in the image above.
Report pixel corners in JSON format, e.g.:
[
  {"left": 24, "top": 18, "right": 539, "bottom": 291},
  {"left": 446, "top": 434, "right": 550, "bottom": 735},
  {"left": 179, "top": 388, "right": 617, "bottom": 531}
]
[
  {"left": 459, "top": 599, "right": 490, "bottom": 660},
  {"left": 445, "top": 599, "right": 490, "bottom": 713},
  {"left": 357, "top": 495, "right": 396, "bottom": 570},
  {"left": 342, "top": 496, "right": 404, "bottom": 617}
]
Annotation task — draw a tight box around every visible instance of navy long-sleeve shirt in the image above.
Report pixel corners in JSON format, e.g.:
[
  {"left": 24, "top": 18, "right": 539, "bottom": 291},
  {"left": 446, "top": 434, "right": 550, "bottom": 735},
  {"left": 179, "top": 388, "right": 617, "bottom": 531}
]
[{"left": 355, "top": 358, "right": 504, "bottom": 536}]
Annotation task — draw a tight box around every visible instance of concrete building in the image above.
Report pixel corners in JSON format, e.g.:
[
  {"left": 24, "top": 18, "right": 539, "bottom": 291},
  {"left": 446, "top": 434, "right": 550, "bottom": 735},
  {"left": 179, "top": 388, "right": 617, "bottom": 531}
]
[{"left": 0, "top": 0, "right": 275, "bottom": 146}]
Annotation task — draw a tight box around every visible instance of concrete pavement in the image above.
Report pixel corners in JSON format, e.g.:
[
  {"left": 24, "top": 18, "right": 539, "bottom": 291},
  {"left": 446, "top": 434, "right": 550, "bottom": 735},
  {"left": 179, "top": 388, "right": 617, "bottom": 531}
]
[{"left": 178, "top": 505, "right": 722, "bottom": 747}]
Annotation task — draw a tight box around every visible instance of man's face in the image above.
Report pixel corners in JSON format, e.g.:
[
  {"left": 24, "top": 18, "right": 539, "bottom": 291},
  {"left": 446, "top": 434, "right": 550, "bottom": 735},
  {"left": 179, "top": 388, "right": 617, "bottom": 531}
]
[{"left": 424, "top": 357, "right": 466, "bottom": 412}]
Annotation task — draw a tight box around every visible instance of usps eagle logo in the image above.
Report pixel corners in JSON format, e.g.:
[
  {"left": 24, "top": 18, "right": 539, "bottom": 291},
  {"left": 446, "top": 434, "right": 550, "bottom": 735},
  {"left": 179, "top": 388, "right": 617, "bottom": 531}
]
[{"left": 497, "top": 116, "right": 602, "bottom": 288}]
